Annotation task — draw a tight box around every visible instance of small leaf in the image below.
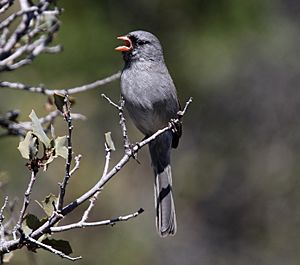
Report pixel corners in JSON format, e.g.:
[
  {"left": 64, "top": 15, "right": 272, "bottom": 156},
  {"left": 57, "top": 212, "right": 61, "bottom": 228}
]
[
  {"left": 29, "top": 110, "right": 51, "bottom": 148},
  {"left": 25, "top": 214, "right": 41, "bottom": 230},
  {"left": 55, "top": 136, "right": 68, "bottom": 159},
  {"left": 105, "top": 132, "right": 115, "bottom": 151},
  {"left": 39, "top": 193, "right": 58, "bottom": 217},
  {"left": 54, "top": 93, "right": 65, "bottom": 113},
  {"left": 17, "top": 132, "right": 38, "bottom": 159},
  {"left": 41, "top": 238, "right": 73, "bottom": 255},
  {"left": 3, "top": 252, "right": 14, "bottom": 263}
]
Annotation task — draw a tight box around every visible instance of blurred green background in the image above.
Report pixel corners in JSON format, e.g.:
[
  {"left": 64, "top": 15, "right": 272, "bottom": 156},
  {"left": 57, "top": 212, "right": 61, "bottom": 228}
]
[{"left": 2, "top": 0, "right": 300, "bottom": 264}]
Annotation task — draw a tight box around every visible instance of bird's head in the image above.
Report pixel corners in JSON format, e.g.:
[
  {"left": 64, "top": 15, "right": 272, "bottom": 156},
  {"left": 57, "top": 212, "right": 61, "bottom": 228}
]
[{"left": 115, "top": 30, "right": 164, "bottom": 63}]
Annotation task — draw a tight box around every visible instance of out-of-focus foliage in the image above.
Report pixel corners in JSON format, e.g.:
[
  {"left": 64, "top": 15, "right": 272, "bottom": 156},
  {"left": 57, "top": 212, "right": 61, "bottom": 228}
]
[{"left": 1, "top": 0, "right": 300, "bottom": 264}]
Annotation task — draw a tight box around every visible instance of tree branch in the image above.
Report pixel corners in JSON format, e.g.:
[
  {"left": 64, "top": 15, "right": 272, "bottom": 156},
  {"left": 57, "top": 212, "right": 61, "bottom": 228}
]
[
  {"left": 14, "top": 170, "right": 38, "bottom": 233},
  {"left": 57, "top": 95, "right": 73, "bottom": 211},
  {"left": 102, "top": 94, "right": 130, "bottom": 152},
  {"left": 26, "top": 236, "right": 82, "bottom": 261},
  {"left": 0, "top": 0, "right": 61, "bottom": 72},
  {"left": 0, "top": 196, "right": 8, "bottom": 243},
  {"left": 0, "top": 109, "right": 86, "bottom": 137},
  {"left": 51, "top": 208, "right": 144, "bottom": 233},
  {"left": 0, "top": 72, "right": 121, "bottom": 95}
]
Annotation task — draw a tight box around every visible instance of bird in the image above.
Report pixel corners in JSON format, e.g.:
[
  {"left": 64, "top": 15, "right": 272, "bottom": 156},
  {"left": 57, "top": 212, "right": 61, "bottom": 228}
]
[{"left": 115, "top": 30, "right": 182, "bottom": 237}]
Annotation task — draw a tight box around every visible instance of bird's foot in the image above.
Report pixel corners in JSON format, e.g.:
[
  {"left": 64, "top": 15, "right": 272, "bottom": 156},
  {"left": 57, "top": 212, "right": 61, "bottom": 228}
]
[
  {"left": 127, "top": 143, "right": 141, "bottom": 164},
  {"left": 169, "top": 118, "right": 180, "bottom": 134}
]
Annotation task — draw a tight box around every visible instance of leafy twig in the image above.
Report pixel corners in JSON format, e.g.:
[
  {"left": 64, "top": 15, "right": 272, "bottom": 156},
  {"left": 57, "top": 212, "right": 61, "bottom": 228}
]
[{"left": 0, "top": 109, "right": 86, "bottom": 137}]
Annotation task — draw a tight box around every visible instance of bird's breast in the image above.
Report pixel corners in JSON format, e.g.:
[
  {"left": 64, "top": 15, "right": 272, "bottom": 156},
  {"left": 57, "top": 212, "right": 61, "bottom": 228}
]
[{"left": 121, "top": 65, "right": 178, "bottom": 136}]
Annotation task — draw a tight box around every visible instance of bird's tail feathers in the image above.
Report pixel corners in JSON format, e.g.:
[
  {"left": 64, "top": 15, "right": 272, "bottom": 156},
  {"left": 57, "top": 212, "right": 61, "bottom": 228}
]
[
  {"left": 149, "top": 132, "right": 177, "bottom": 237},
  {"left": 154, "top": 164, "right": 177, "bottom": 237}
]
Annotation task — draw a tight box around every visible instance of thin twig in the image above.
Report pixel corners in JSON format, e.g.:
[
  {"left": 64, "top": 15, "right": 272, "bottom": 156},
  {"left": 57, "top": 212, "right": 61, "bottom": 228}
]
[
  {"left": 0, "top": 109, "right": 86, "bottom": 137},
  {"left": 118, "top": 98, "right": 130, "bottom": 152},
  {"left": 14, "top": 170, "right": 38, "bottom": 232},
  {"left": 80, "top": 143, "right": 111, "bottom": 222},
  {"left": 0, "top": 72, "right": 121, "bottom": 95},
  {"left": 51, "top": 208, "right": 144, "bottom": 233},
  {"left": 101, "top": 93, "right": 120, "bottom": 109},
  {"left": 0, "top": 196, "right": 8, "bottom": 225},
  {"left": 69, "top": 155, "right": 82, "bottom": 176},
  {"left": 57, "top": 95, "right": 73, "bottom": 211},
  {"left": 101, "top": 94, "right": 130, "bottom": 152},
  {"left": 0, "top": 6, "right": 38, "bottom": 30},
  {"left": 26, "top": 236, "right": 82, "bottom": 261},
  {"left": 178, "top": 97, "right": 193, "bottom": 117},
  {"left": 0, "top": 196, "right": 8, "bottom": 244},
  {"left": 0, "top": 0, "right": 13, "bottom": 14},
  {"left": 0, "top": 0, "right": 60, "bottom": 72}
]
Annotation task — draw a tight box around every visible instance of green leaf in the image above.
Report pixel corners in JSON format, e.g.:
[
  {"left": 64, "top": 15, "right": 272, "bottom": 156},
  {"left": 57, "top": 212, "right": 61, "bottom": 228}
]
[
  {"left": 55, "top": 136, "right": 68, "bottom": 159},
  {"left": 41, "top": 238, "right": 73, "bottom": 255},
  {"left": 17, "top": 131, "right": 38, "bottom": 159},
  {"left": 29, "top": 110, "right": 51, "bottom": 148},
  {"left": 105, "top": 132, "right": 115, "bottom": 151},
  {"left": 38, "top": 193, "right": 58, "bottom": 217},
  {"left": 54, "top": 93, "right": 65, "bottom": 113},
  {"left": 25, "top": 214, "right": 41, "bottom": 230}
]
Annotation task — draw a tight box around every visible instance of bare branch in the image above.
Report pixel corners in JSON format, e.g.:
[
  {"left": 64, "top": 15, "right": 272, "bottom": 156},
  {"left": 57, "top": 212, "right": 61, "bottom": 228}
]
[
  {"left": 101, "top": 94, "right": 130, "bottom": 152},
  {"left": 0, "top": 0, "right": 61, "bottom": 72},
  {"left": 14, "top": 169, "right": 38, "bottom": 233},
  {"left": 69, "top": 155, "right": 82, "bottom": 176},
  {"left": 57, "top": 95, "right": 73, "bottom": 211},
  {"left": 0, "top": 6, "right": 38, "bottom": 30},
  {"left": 0, "top": 196, "right": 8, "bottom": 242},
  {"left": 101, "top": 93, "right": 120, "bottom": 109},
  {"left": 178, "top": 97, "right": 193, "bottom": 117},
  {"left": 0, "top": 197, "right": 8, "bottom": 225},
  {"left": 80, "top": 143, "right": 112, "bottom": 223},
  {"left": 26, "top": 236, "right": 82, "bottom": 261},
  {"left": 51, "top": 208, "right": 144, "bottom": 233},
  {"left": 0, "top": 0, "right": 14, "bottom": 14},
  {"left": 0, "top": 72, "right": 121, "bottom": 95}
]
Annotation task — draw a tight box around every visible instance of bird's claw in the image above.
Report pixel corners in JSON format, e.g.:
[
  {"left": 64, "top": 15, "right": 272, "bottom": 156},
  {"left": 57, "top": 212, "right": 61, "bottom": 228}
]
[
  {"left": 126, "top": 143, "right": 141, "bottom": 164},
  {"left": 169, "top": 118, "right": 180, "bottom": 134}
]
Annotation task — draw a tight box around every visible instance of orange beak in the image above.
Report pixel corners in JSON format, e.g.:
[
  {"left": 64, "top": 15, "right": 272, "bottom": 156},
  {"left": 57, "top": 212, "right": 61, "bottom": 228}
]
[{"left": 115, "top": 36, "right": 133, "bottom": 52}]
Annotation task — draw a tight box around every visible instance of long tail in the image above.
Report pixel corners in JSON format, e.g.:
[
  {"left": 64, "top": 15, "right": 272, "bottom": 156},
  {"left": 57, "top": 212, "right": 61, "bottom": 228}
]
[{"left": 149, "top": 131, "right": 177, "bottom": 237}]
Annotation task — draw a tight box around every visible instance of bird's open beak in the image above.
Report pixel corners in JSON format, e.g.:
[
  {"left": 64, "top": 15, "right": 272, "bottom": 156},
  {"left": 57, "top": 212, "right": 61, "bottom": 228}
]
[{"left": 115, "top": 36, "right": 133, "bottom": 52}]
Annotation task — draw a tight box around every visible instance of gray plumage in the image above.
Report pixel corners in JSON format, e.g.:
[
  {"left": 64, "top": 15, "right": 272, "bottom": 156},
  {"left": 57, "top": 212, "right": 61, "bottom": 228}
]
[{"left": 118, "top": 30, "right": 181, "bottom": 237}]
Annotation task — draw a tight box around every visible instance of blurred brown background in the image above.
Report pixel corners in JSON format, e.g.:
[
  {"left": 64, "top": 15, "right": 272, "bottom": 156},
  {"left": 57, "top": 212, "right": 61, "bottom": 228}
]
[{"left": 1, "top": 0, "right": 300, "bottom": 264}]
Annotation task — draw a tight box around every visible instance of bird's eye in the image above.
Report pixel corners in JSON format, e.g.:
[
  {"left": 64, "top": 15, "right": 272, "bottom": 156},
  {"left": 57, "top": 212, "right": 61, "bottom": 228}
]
[{"left": 136, "top": 39, "right": 149, "bottom": 46}]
